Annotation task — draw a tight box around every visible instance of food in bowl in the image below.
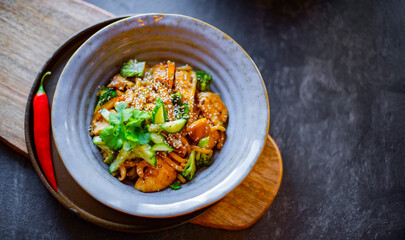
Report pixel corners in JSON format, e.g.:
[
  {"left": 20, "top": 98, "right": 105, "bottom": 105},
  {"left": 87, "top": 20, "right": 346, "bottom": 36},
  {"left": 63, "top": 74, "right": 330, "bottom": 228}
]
[
  {"left": 90, "top": 59, "right": 228, "bottom": 192},
  {"left": 52, "top": 14, "right": 268, "bottom": 217}
]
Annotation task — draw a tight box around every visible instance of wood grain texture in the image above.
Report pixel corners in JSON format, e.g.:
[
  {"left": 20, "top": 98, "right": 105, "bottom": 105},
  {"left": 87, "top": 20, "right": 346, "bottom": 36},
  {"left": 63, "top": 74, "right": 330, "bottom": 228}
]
[
  {"left": 0, "top": 0, "right": 283, "bottom": 230},
  {"left": 191, "top": 135, "right": 283, "bottom": 230},
  {"left": 0, "top": 0, "right": 113, "bottom": 156}
]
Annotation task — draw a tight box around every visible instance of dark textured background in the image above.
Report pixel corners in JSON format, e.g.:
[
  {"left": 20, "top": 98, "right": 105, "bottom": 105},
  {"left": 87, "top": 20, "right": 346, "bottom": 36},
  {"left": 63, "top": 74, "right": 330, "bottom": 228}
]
[{"left": 1, "top": 0, "right": 404, "bottom": 239}]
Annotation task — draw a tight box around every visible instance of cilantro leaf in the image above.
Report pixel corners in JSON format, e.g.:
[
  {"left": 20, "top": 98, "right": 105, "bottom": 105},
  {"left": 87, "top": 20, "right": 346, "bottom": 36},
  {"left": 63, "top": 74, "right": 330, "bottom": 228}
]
[
  {"left": 99, "top": 125, "right": 124, "bottom": 150},
  {"left": 138, "top": 132, "right": 150, "bottom": 145},
  {"left": 126, "top": 118, "right": 144, "bottom": 129},
  {"left": 122, "top": 108, "right": 134, "bottom": 122},
  {"left": 123, "top": 142, "right": 132, "bottom": 151},
  {"left": 108, "top": 103, "right": 133, "bottom": 125},
  {"left": 115, "top": 102, "right": 127, "bottom": 113},
  {"left": 108, "top": 112, "right": 121, "bottom": 125},
  {"left": 169, "top": 182, "right": 182, "bottom": 190},
  {"left": 98, "top": 101, "right": 152, "bottom": 152},
  {"left": 135, "top": 110, "right": 152, "bottom": 120},
  {"left": 126, "top": 131, "right": 140, "bottom": 146}
]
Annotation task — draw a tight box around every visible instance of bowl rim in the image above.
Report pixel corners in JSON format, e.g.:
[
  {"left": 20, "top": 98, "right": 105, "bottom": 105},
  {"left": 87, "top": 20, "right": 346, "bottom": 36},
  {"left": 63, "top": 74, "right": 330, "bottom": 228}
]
[{"left": 52, "top": 13, "right": 270, "bottom": 217}]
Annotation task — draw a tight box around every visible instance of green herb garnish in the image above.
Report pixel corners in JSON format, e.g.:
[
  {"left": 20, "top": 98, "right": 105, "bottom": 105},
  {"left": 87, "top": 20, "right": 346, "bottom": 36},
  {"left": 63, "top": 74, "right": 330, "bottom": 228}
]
[
  {"left": 169, "top": 182, "right": 182, "bottom": 190},
  {"left": 99, "top": 102, "right": 152, "bottom": 151}
]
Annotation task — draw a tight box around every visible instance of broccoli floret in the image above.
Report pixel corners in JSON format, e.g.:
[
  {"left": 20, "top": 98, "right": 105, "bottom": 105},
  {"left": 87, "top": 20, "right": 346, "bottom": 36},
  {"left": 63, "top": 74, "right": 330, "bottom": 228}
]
[
  {"left": 171, "top": 92, "right": 190, "bottom": 119},
  {"left": 170, "top": 92, "right": 182, "bottom": 105},
  {"left": 174, "top": 103, "right": 190, "bottom": 119},
  {"left": 95, "top": 87, "right": 117, "bottom": 112},
  {"left": 196, "top": 71, "right": 212, "bottom": 92},
  {"left": 93, "top": 136, "right": 115, "bottom": 164},
  {"left": 196, "top": 152, "right": 212, "bottom": 167},
  {"left": 195, "top": 137, "right": 212, "bottom": 167},
  {"left": 182, "top": 150, "right": 196, "bottom": 180}
]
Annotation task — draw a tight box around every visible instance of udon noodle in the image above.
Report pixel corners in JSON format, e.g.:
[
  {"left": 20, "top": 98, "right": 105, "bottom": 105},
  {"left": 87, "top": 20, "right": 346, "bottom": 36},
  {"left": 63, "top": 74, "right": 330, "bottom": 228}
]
[{"left": 90, "top": 59, "right": 228, "bottom": 192}]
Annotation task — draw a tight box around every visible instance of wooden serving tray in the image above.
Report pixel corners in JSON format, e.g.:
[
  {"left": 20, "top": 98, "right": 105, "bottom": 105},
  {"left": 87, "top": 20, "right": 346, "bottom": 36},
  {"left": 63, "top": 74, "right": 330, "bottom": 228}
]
[{"left": 3, "top": 0, "right": 283, "bottom": 231}]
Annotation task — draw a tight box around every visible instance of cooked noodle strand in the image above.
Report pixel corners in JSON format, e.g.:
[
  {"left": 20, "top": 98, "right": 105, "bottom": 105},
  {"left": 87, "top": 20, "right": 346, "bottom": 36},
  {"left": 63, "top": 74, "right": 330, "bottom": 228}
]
[
  {"left": 163, "top": 156, "right": 183, "bottom": 172},
  {"left": 191, "top": 145, "right": 213, "bottom": 154},
  {"left": 169, "top": 152, "right": 188, "bottom": 163}
]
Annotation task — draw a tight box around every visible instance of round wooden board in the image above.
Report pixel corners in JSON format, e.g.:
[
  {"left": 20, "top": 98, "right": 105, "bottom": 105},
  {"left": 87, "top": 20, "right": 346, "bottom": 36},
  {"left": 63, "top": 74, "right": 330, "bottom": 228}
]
[{"left": 191, "top": 135, "right": 283, "bottom": 230}]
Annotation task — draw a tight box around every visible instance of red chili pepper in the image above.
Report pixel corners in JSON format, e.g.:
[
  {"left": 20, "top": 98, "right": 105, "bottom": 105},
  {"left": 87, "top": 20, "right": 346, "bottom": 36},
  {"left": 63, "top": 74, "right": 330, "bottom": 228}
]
[{"left": 33, "top": 71, "right": 57, "bottom": 191}]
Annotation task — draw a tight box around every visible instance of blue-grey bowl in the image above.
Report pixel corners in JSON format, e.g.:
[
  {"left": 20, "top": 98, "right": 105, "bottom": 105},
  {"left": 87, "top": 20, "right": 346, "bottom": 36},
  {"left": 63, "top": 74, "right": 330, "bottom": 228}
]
[{"left": 52, "top": 14, "right": 269, "bottom": 217}]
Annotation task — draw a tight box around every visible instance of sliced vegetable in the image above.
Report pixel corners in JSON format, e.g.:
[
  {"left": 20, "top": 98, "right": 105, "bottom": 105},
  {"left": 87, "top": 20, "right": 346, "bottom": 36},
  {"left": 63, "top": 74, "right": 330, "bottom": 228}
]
[
  {"left": 182, "top": 150, "right": 196, "bottom": 181},
  {"left": 160, "top": 119, "right": 187, "bottom": 133},
  {"left": 146, "top": 124, "right": 161, "bottom": 132},
  {"left": 120, "top": 59, "right": 146, "bottom": 77},
  {"left": 123, "top": 144, "right": 157, "bottom": 168},
  {"left": 198, "top": 137, "right": 210, "bottom": 147},
  {"left": 153, "top": 103, "right": 165, "bottom": 124},
  {"left": 136, "top": 144, "right": 156, "bottom": 166},
  {"left": 100, "top": 108, "right": 110, "bottom": 121},
  {"left": 93, "top": 136, "right": 115, "bottom": 164},
  {"left": 151, "top": 143, "right": 173, "bottom": 152},
  {"left": 196, "top": 71, "right": 212, "bottom": 92},
  {"left": 150, "top": 133, "right": 165, "bottom": 144},
  {"left": 109, "top": 147, "right": 131, "bottom": 173},
  {"left": 152, "top": 97, "right": 168, "bottom": 124}
]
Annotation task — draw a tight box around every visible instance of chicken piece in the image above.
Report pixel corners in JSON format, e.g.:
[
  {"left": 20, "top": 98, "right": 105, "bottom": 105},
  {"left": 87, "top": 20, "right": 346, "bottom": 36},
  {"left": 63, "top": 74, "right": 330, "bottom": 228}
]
[
  {"left": 92, "top": 118, "right": 110, "bottom": 136},
  {"left": 107, "top": 74, "right": 134, "bottom": 91},
  {"left": 91, "top": 95, "right": 125, "bottom": 132},
  {"left": 131, "top": 86, "right": 148, "bottom": 110},
  {"left": 153, "top": 61, "right": 175, "bottom": 89},
  {"left": 166, "top": 133, "right": 188, "bottom": 157},
  {"left": 174, "top": 70, "right": 194, "bottom": 103},
  {"left": 197, "top": 92, "right": 228, "bottom": 126},
  {"left": 186, "top": 118, "right": 210, "bottom": 143},
  {"left": 134, "top": 157, "right": 177, "bottom": 192},
  {"left": 216, "top": 131, "right": 226, "bottom": 150},
  {"left": 174, "top": 69, "right": 198, "bottom": 121},
  {"left": 206, "top": 130, "right": 221, "bottom": 149}
]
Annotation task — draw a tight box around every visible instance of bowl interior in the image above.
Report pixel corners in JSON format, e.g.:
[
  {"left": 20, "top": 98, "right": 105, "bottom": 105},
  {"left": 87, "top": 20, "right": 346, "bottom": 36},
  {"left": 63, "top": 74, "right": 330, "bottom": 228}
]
[{"left": 52, "top": 14, "right": 269, "bottom": 217}]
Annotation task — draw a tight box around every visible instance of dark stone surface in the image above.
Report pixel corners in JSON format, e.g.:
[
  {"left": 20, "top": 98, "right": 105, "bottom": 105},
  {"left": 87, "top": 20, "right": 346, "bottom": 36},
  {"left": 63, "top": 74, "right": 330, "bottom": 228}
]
[{"left": 1, "top": 0, "right": 404, "bottom": 239}]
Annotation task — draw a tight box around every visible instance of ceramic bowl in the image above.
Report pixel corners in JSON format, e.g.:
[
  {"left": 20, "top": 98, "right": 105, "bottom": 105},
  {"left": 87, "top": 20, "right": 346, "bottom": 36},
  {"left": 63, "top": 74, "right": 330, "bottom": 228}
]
[{"left": 52, "top": 14, "right": 269, "bottom": 217}]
